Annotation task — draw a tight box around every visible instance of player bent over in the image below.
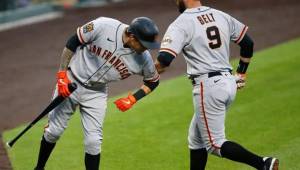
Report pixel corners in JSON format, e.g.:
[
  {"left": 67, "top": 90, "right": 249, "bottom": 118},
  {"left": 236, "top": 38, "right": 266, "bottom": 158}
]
[
  {"left": 155, "top": 0, "right": 279, "bottom": 170},
  {"left": 34, "top": 17, "right": 160, "bottom": 170}
]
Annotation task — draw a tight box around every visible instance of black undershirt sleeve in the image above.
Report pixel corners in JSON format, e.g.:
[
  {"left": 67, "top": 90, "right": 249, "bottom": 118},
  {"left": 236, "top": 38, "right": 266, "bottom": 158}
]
[
  {"left": 144, "top": 80, "right": 159, "bottom": 91},
  {"left": 157, "top": 51, "right": 175, "bottom": 67},
  {"left": 133, "top": 90, "right": 146, "bottom": 101},
  {"left": 66, "top": 34, "right": 82, "bottom": 53},
  {"left": 236, "top": 34, "right": 254, "bottom": 74},
  {"left": 238, "top": 34, "right": 254, "bottom": 58}
]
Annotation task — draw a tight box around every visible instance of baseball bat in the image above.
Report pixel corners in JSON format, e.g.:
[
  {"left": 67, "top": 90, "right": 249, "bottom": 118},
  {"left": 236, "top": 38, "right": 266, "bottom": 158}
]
[{"left": 6, "top": 83, "right": 77, "bottom": 148}]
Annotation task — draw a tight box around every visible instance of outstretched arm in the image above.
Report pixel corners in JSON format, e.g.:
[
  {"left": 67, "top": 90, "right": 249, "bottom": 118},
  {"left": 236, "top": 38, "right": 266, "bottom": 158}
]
[{"left": 114, "top": 80, "right": 160, "bottom": 112}]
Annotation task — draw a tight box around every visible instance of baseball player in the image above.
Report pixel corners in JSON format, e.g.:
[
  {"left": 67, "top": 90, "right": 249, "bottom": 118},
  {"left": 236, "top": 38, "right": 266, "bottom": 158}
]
[
  {"left": 155, "top": 0, "right": 279, "bottom": 170},
  {"left": 34, "top": 17, "right": 160, "bottom": 170}
]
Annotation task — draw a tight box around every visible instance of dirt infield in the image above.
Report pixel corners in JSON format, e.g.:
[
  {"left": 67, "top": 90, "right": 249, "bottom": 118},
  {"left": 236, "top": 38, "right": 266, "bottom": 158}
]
[{"left": 1, "top": 0, "right": 300, "bottom": 169}]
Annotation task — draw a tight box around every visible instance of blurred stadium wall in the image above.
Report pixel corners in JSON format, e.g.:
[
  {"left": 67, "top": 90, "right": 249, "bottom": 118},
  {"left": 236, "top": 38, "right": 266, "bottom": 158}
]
[
  {"left": 0, "top": 0, "right": 115, "bottom": 31},
  {"left": 0, "top": 0, "right": 110, "bottom": 11}
]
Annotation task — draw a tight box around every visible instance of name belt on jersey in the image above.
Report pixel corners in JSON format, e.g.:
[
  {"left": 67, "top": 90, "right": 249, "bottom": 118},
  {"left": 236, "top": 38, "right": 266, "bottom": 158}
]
[{"left": 89, "top": 45, "right": 131, "bottom": 79}]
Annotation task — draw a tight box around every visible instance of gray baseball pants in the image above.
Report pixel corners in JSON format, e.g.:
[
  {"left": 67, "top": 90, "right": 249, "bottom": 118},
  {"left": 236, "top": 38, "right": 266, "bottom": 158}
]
[{"left": 188, "top": 72, "right": 237, "bottom": 157}]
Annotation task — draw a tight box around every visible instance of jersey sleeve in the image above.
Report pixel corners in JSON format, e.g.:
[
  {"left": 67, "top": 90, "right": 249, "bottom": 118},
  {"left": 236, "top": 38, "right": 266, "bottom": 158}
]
[
  {"left": 160, "top": 22, "right": 190, "bottom": 57},
  {"left": 228, "top": 16, "right": 248, "bottom": 44},
  {"left": 77, "top": 17, "right": 104, "bottom": 44},
  {"left": 141, "top": 51, "right": 160, "bottom": 82}
]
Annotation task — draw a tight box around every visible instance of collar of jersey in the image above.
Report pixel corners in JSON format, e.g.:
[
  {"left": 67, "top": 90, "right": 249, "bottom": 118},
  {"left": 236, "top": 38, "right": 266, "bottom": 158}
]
[
  {"left": 184, "top": 6, "right": 210, "bottom": 14},
  {"left": 117, "top": 24, "right": 127, "bottom": 48}
]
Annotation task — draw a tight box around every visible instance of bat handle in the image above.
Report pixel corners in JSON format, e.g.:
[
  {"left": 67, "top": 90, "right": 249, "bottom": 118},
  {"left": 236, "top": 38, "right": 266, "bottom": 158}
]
[{"left": 68, "top": 83, "right": 77, "bottom": 93}]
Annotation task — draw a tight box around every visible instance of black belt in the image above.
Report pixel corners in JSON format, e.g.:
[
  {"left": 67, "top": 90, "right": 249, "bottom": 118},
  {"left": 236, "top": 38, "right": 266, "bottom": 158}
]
[
  {"left": 189, "top": 71, "right": 232, "bottom": 85},
  {"left": 208, "top": 71, "right": 222, "bottom": 78},
  {"left": 68, "top": 68, "right": 106, "bottom": 91}
]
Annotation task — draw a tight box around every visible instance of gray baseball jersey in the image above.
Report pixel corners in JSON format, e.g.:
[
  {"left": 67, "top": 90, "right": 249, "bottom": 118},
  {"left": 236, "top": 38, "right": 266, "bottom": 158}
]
[
  {"left": 160, "top": 6, "right": 248, "bottom": 75},
  {"left": 70, "top": 17, "right": 159, "bottom": 87},
  {"left": 44, "top": 17, "right": 159, "bottom": 155},
  {"left": 160, "top": 6, "right": 248, "bottom": 156}
]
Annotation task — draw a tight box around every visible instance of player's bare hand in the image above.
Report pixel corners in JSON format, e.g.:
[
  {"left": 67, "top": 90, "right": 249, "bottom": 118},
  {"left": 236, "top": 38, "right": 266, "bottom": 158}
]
[
  {"left": 114, "top": 94, "right": 136, "bottom": 112},
  {"left": 234, "top": 73, "right": 246, "bottom": 90},
  {"left": 155, "top": 60, "right": 166, "bottom": 74},
  {"left": 57, "top": 71, "right": 71, "bottom": 97}
]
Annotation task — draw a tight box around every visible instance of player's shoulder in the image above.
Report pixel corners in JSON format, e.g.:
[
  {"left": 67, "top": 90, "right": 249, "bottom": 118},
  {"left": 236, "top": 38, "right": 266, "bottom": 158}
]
[
  {"left": 135, "top": 50, "right": 152, "bottom": 65},
  {"left": 93, "top": 17, "right": 122, "bottom": 27},
  {"left": 208, "top": 7, "right": 236, "bottom": 21},
  {"left": 168, "top": 12, "right": 193, "bottom": 30},
  {"left": 171, "top": 12, "right": 191, "bottom": 26},
  {"left": 140, "top": 50, "right": 152, "bottom": 60}
]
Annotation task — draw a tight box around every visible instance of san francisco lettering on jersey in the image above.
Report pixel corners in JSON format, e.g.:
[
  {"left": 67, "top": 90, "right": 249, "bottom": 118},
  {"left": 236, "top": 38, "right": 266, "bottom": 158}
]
[
  {"left": 88, "top": 44, "right": 131, "bottom": 79},
  {"left": 197, "top": 13, "right": 215, "bottom": 25}
]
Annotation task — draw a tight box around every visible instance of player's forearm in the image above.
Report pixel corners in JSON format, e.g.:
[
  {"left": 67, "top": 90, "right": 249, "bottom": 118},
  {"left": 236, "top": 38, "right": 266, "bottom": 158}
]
[
  {"left": 141, "top": 84, "right": 152, "bottom": 94},
  {"left": 132, "top": 81, "right": 159, "bottom": 101},
  {"left": 155, "top": 51, "right": 176, "bottom": 74},
  {"left": 237, "top": 34, "right": 254, "bottom": 74},
  {"left": 114, "top": 82, "right": 159, "bottom": 112},
  {"left": 155, "top": 59, "right": 167, "bottom": 74},
  {"left": 59, "top": 47, "right": 74, "bottom": 71},
  {"left": 240, "top": 56, "right": 251, "bottom": 63},
  {"left": 59, "top": 33, "right": 82, "bottom": 71}
]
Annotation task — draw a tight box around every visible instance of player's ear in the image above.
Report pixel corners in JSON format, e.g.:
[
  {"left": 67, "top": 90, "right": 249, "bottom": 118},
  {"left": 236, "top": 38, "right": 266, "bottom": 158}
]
[
  {"left": 129, "top": 34, "right": 135, "bottom": 39},
  {"left": 130, "top": 35, "right": 139, "bottom": 44}
]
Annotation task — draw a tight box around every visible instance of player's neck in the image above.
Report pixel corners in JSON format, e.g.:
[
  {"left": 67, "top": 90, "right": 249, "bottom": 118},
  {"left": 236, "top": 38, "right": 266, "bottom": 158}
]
[
  {"left": 187, "top": 1, "right": 202, "bottom": 9},
  {"left": 122, "top": 29, "right": 130, "bottom": 48}
]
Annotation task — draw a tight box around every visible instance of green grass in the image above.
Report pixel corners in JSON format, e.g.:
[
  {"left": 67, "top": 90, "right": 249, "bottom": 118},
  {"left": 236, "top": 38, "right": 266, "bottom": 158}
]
[{"left": 3, "top": 38, "right": 300, "bottom": 170}]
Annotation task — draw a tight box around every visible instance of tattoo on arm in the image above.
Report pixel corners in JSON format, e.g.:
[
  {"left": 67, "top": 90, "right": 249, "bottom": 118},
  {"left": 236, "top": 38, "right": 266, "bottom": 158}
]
[{"left": 59, "top": 47, "right": 74, "bottom": 71}]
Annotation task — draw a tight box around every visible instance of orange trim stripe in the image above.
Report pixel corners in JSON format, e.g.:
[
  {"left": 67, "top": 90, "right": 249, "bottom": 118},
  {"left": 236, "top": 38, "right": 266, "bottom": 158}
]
[
  {"left": 160, "top": 48, "right": 177, "bottom": 58},
  {"left": 235, "top": 26, "right": 248, "bottom": 44},
  {"left": 200, "top": 82, "right": 221, "bottom": 149},
  {"left": 77, "top": 27, "right": 85, "bottom": 44}
]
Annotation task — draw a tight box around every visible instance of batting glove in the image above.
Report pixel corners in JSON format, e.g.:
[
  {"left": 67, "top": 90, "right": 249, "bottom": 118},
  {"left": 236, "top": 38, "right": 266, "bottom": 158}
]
[
  {"left": 234, "top": 73, "right": 246, "bottom": 89},
  {"left": 57, "top": 71, "right": 71, "bottom": 97},
  {"left": 114, "top": 94, "right": 136, "bottom": 112}
]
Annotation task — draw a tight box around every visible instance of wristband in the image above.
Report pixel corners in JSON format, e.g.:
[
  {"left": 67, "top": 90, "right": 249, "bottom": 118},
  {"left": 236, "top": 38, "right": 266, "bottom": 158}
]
[
  {"left": 236, "top": 60, "right": 249, "bottom": 74},
  {"left": 133, "top": 89, "right": 146, "bottom": 101}
]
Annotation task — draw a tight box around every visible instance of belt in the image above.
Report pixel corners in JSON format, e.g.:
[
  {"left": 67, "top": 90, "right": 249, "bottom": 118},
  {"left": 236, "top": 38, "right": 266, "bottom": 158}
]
[
  {"left": 68, "top": 68, "right": 106, "bottom": 91},
  {"left": 189, "top": 71, "right": 232, "bottom": 85}
]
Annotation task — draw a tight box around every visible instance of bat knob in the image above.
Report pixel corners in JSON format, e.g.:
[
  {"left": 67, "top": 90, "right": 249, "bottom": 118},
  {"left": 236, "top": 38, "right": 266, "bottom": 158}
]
[
  {"left": 6, "top": 141, "right": 12, "bottom": 149},
  {"left": 68, "top": 83, "right": 77, "bottom": 93}
]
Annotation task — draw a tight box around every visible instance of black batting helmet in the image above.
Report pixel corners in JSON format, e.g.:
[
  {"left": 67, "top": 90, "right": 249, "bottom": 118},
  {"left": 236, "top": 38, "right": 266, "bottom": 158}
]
[{"left": 128, "top": 17, "right": 160, "bottom": 49}]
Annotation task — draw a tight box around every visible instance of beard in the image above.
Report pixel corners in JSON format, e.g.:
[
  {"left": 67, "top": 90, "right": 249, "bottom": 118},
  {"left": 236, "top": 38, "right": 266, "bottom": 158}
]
[{"left": 176, "top": 0, "right": 186, "bottom": 13}]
